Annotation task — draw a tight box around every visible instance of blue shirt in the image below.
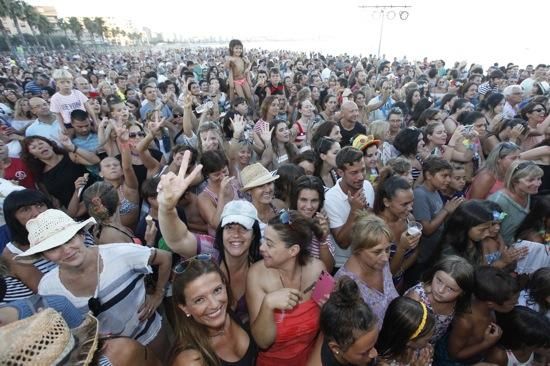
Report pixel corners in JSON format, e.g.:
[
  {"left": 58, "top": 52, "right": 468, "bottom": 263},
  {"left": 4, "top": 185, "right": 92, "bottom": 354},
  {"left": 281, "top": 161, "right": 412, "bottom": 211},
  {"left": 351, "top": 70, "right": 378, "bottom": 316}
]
[{"left": 139, "top": 101, "right": 172, "bottom": 122}]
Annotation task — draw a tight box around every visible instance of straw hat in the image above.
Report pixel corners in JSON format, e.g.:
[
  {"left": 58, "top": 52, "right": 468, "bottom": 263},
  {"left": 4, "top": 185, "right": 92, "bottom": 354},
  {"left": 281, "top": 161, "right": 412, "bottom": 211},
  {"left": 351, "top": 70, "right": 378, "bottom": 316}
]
[
  {"left": 15, "top": 209, "right": 95, "bottom": 260},
  {"left": 240, "top": 163, "right": 279, "bottom": 192},
  {"left": 0, "top": 308, "right": 99, "bottom": 365},
  {"left": 351, "top": 134, "right": 380, "bottom": 152}
]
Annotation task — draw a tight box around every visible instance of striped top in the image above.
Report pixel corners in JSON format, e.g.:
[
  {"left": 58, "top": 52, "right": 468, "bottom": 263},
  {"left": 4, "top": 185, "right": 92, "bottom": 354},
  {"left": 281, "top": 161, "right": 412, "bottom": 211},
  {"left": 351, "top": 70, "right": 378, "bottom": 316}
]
[
  {"left": 38, "top": 243, "right": 161, "bottom": 346},
  {"left": 0, "top": 275, "right": 34, "bottom": 304},
  {"left": 6, "top": 242, "right": 57, "bottom": 274}
]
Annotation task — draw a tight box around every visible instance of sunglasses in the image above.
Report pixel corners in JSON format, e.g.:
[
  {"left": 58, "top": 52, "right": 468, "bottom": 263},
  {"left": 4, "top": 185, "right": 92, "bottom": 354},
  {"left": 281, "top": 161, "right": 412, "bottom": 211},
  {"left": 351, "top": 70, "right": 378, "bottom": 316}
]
[
  {"left": 532, "top": 108, "right": 546, "bottom": 113},
  {"left": 173, "top": 253, "right": 212, "bottom": 275},
  {"left": 129, "top": 132, "right": 146, "bottom": 138},
  {"left": 173, "top": 114, "right": 183, "bottom": 118}
]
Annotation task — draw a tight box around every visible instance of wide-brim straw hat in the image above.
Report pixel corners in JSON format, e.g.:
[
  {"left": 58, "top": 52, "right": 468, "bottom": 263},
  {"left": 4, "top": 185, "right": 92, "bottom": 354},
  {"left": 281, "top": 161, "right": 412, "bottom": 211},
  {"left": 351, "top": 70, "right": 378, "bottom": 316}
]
[
  {"left": 15, "top": 209, "right": 95, "bottom": 260},
  {"left": 241, "top": 163, "right": 279, "bottom": 192},
  {"left": 0, "top": 308, "right": 99, "bottom": 365}
]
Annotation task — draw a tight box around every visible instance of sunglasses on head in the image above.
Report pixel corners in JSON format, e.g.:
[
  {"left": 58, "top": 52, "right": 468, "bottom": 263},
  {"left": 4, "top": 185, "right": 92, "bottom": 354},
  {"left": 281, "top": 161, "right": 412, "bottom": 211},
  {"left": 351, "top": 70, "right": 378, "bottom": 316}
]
[
  {"left": 129, "top": 131, "right": 146, "bottom": 138},
  {"left": 173, "top": 253, "right": 212, "bottom": 275}
]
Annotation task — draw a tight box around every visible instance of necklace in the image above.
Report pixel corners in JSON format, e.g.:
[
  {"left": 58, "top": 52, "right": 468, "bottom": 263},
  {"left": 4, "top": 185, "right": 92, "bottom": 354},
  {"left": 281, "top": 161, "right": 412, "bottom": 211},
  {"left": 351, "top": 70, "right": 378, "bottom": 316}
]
[
  {"left": 208, "top": 315, "right": 230, "bottom": 338},
  {"left": 278, "top": 265, "right": 302, "bottom": 292}
]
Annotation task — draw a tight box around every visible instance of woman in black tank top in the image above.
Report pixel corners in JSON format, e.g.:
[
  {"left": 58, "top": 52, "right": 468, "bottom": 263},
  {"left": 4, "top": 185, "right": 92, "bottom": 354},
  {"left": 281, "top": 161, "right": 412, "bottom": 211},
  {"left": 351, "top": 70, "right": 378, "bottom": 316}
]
[{"left": 170, "top": 258, "right": 257, "bottom": 366}]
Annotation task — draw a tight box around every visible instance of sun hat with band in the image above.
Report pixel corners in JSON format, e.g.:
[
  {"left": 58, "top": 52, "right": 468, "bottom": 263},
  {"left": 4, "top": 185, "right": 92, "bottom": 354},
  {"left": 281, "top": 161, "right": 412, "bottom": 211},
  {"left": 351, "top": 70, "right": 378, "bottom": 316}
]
[
  {"left": 0, "top": 307, "right": 99, "bottom": 365},
  {"left": 15, "top": 209, "right": 95, "bottom": 260},
  {"left": 220, "top": 200, "right": 259, "bottom": 230},
  {"left": 240, "top": 163, "right": 279, "bottom": 192},
  {"left": 351, "top": 134, "right": 380, "bottom": 152}
]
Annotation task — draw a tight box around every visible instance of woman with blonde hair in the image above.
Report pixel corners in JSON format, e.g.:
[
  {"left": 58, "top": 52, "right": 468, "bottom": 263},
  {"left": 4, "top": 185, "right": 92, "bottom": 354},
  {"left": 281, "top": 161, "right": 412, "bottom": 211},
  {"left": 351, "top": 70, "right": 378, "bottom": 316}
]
[
  {"left": 334, "top": 212, "right": 399, "bottom": 327},
  {"left": 11, "top": 97, "right": 33, "bottom": 132},
  {"left": 488, "top": 160, "right": 543, "bottom": 245}
]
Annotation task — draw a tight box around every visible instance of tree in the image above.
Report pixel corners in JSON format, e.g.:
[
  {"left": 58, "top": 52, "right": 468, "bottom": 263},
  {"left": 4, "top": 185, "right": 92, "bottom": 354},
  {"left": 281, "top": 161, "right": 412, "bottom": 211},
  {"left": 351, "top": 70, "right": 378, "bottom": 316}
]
[
  {"left": 83, "top": 17, "right": 95, "bottom": 43},
  {"left": 0, "top": 0, "right": 14, "bottom": 51},
  {"left": 21, "top": 2, "right": 41, "bottom": 47},
  {"left": 93, "top": 17, "right": 105, "bottom": 42},
  {"left": 4, "top": 0, "right": 28, "bottom": 47},
  {"left": 67, "top": 16, "right": 82, "bottom": 42},
  {"left": 56, "top": 18, "right": 69, "bottom": 40},
  {"left": 37, "top": 14, "right": 54, "bottom": 49}
]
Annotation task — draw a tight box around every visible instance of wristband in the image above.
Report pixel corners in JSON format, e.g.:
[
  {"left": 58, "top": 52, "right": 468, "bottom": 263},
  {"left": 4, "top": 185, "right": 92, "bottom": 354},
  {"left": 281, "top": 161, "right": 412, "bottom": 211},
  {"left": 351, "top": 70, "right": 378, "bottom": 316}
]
[{"left": 73, "top": 146, "right": 78, "bottom": 153}]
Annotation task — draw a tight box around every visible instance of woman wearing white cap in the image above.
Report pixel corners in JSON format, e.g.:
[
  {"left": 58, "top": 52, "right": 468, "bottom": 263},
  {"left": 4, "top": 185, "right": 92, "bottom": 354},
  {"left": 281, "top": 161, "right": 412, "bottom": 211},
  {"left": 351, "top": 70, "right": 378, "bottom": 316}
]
[
  {"left": 16, "top": 209, "right": 172, "bottom": 363},
  {"left": 158, "top": 151, "right": 263, "bottom": 323}
]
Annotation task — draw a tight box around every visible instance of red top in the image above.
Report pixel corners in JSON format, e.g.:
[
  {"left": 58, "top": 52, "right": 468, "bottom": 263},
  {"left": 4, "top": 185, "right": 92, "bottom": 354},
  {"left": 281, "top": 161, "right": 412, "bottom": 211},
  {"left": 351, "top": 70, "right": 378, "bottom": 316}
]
[
  {"left": 4, "top": 158, "right": 35, "bottom": 189},
  {"left": 257, "top": 299, "right": 320, "bottom": 366}
]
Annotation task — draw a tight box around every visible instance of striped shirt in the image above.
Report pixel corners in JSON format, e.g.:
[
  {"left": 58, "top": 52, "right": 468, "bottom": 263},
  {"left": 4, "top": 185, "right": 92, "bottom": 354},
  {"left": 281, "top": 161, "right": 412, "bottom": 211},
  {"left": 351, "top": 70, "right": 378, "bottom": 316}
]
[
  {"left": 6, "top": 242, "right": 57, "bottom": 274},
  {"left": 0, "top": 275, "right": 34, "bottom": 304},
  {"left": 38, "top": 243, "right": 161, "bottom": 345}
]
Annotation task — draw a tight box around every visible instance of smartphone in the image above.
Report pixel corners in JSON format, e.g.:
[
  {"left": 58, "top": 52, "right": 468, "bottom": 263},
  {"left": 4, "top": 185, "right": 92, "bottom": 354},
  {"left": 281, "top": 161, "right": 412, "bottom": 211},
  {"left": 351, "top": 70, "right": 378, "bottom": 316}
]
[{"left": 312, "top": 270, "right": 336, "bottom": 305}]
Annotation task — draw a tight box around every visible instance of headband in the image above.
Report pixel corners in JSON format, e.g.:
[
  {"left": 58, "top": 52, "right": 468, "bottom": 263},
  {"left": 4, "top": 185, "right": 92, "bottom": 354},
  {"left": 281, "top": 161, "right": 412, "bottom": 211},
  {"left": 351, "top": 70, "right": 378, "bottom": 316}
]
[{"left": 410, "top": 302, "right": 428, "bottom": 340}]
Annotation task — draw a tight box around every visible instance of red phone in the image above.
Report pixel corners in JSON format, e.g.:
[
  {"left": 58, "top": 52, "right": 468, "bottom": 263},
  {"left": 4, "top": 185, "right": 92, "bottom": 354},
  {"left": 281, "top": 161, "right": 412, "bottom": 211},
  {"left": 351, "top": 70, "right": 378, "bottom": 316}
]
[{"left": 312, "top": 270, "right": 336, "bottom": 306}]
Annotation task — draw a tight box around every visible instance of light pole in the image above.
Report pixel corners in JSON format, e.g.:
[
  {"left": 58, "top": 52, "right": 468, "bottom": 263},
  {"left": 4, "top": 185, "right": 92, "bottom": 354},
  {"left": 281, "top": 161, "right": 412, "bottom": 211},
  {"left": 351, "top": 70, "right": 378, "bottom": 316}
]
[{"left": 358, "top": 4, "right": 412, "bottom": 59}]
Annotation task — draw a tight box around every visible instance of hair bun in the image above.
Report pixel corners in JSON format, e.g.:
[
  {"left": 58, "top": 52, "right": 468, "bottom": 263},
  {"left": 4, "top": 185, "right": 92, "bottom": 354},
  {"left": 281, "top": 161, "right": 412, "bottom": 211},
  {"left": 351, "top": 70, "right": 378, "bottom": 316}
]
[{"left": 329, "top": 276, "right": 362, "bottom": 307}]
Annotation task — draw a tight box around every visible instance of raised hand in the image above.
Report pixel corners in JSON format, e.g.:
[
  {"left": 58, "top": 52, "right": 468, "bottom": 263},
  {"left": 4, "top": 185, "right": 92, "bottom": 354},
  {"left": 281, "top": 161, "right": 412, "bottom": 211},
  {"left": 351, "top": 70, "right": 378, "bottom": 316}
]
[
  {"left": 157, "top": 150, "right": 203, "bottom": 210},
  {"left": 58, "top": 132, "right": 75, "bottom": 152},
  {"left": 259, "top": 123, "right": 273, "bottom": 145},
  {"left": 348, "top": 190, "right": 368, "bottom": 211},
  {"left": 231, "top": 114, "right": 246, "bottom": 138}
]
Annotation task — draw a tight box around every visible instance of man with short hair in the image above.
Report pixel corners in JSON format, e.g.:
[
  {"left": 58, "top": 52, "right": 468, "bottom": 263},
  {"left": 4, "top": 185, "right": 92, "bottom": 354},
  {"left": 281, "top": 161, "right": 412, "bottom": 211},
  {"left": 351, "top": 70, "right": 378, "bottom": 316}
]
[
  {"left": 25, "top": 97, "right": 63, "bottom": 144},
  {"left": 502, "top": 85, "right": 524, "bottom": 119},
  {"left": 24, "top": 73, "right": 51, "bottom": 96},
  {"left": 338, "top": 101, "right": 366, "bottom": 147},
  {"left": 478, "top": 70, "right": 504, "bottom": 100},
  {"left": 74, "top": 77, "right": 92, "bottom": 98},
  {"left": 325, "top": 146, "right": 375, "bottom": 272},
  {"left": 70, "top": 109, "right": 98, "bottom": 153},
  {"left": 351, "top": 70, "right": 368, "bottom": 92},
  {"left": 520, "top": 64, "right": 549, "bottom": 95},
  {"left": 139, "top": 85, "right": 172, "bottom": 122}
]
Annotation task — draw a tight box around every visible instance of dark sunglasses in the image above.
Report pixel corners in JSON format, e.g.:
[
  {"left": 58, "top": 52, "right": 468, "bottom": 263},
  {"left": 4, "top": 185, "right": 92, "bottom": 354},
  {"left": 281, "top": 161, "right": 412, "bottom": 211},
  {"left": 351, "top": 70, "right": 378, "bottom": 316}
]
[
  {"left": 532, "top": 108, "right": 546, "bottom": 113},
  {"left": 173, "top": 253, "right": 212, "bottom": 275},
  {"left": 129, "top": 132, "right": 146, "bottom": 138}
]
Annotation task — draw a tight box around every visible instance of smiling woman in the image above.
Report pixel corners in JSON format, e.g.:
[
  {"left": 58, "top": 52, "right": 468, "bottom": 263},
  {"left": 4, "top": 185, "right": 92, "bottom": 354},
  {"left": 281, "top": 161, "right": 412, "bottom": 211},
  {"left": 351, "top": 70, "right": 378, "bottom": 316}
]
[
  {"left": 170, "top": 257, "right": 258, "bottom": 365},
  {"left": 16, "top": 209, "right": 173, "bottom": 362}
]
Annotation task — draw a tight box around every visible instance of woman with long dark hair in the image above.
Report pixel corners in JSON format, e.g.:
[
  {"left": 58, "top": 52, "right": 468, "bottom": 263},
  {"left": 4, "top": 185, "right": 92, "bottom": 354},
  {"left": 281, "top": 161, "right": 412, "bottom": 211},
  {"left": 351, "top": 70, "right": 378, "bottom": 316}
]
[
  {"left": 170, "top": 257, "right": 258, "bottom": 365},
  {"left": 158, "top": 152, "right": 262, "bottom": 324}
]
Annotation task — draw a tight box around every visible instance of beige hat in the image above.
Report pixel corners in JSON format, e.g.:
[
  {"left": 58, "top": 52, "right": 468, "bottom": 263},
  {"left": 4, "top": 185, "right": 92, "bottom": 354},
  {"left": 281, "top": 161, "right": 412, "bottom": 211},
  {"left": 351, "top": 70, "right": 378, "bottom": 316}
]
[
  {"left": 0, "top": 308, "right": 99, "bottom": 365},
  {"left": 241, "top": 163, "right": 279, "bottom": 192},
  {"left": 16, "top": 209, "right": 95, "bottom": 260}
]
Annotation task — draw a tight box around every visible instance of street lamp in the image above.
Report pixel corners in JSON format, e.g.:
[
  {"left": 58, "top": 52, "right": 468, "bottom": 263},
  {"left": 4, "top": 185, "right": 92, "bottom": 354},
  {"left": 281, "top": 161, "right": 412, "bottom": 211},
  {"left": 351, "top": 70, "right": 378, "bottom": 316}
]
[{"left": 359, "top": 4, "right": 412, "bottom": 59}]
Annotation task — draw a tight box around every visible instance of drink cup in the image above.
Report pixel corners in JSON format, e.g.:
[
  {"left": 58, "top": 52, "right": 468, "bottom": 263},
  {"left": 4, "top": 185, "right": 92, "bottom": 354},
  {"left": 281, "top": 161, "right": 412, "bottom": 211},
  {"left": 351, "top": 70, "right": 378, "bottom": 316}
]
[{"left": 407, "top": 221, "right": 423, "bottom": 237}]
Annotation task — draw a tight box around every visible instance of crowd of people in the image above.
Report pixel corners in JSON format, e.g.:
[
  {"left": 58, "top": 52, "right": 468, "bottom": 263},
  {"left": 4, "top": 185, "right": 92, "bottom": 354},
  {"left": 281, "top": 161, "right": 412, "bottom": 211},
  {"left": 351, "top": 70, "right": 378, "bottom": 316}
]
[{"left": 0, "top": 40, "right": 550, "bottom": 365}]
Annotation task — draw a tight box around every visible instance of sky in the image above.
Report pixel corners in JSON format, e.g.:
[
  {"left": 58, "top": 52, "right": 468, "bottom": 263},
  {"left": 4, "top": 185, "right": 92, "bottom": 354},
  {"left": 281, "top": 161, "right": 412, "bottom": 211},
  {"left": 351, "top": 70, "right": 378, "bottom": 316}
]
[{"left": 28, "top": 0, "right": 548, "bottom": 68}]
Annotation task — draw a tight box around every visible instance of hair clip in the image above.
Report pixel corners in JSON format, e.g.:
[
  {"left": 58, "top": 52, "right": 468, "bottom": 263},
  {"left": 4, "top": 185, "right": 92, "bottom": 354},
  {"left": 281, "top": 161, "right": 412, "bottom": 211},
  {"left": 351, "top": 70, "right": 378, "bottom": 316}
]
[{"left": 493, "top": 211, "right": 507, "bottom": 222}]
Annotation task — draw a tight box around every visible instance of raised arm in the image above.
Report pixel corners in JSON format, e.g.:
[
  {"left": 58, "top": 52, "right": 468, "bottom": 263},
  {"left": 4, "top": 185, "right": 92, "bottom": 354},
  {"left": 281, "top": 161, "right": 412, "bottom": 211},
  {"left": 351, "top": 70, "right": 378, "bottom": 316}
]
[
  {"left": 115, "top": 126, "right": 139, "bottom": 192},
  {"left": 157, "top": 151, "right": 202, "bottom": 258}
]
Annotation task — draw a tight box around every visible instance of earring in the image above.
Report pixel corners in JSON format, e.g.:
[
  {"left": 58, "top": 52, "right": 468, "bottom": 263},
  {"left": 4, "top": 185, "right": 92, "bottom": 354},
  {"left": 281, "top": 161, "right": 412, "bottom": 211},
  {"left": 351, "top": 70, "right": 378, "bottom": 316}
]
[
  {"left": 335, "top": 351, "right": 339, "bottom": 355},
  {"left": 185, "top": 313, "right": 191, "bottom": 317}
]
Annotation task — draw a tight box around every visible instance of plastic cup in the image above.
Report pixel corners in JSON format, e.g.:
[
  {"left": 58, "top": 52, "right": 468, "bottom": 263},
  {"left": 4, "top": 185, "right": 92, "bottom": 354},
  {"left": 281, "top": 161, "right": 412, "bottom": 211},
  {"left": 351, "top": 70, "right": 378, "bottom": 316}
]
[{"left": 407, "top": 221, "right": 423, "bottom": 237}]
